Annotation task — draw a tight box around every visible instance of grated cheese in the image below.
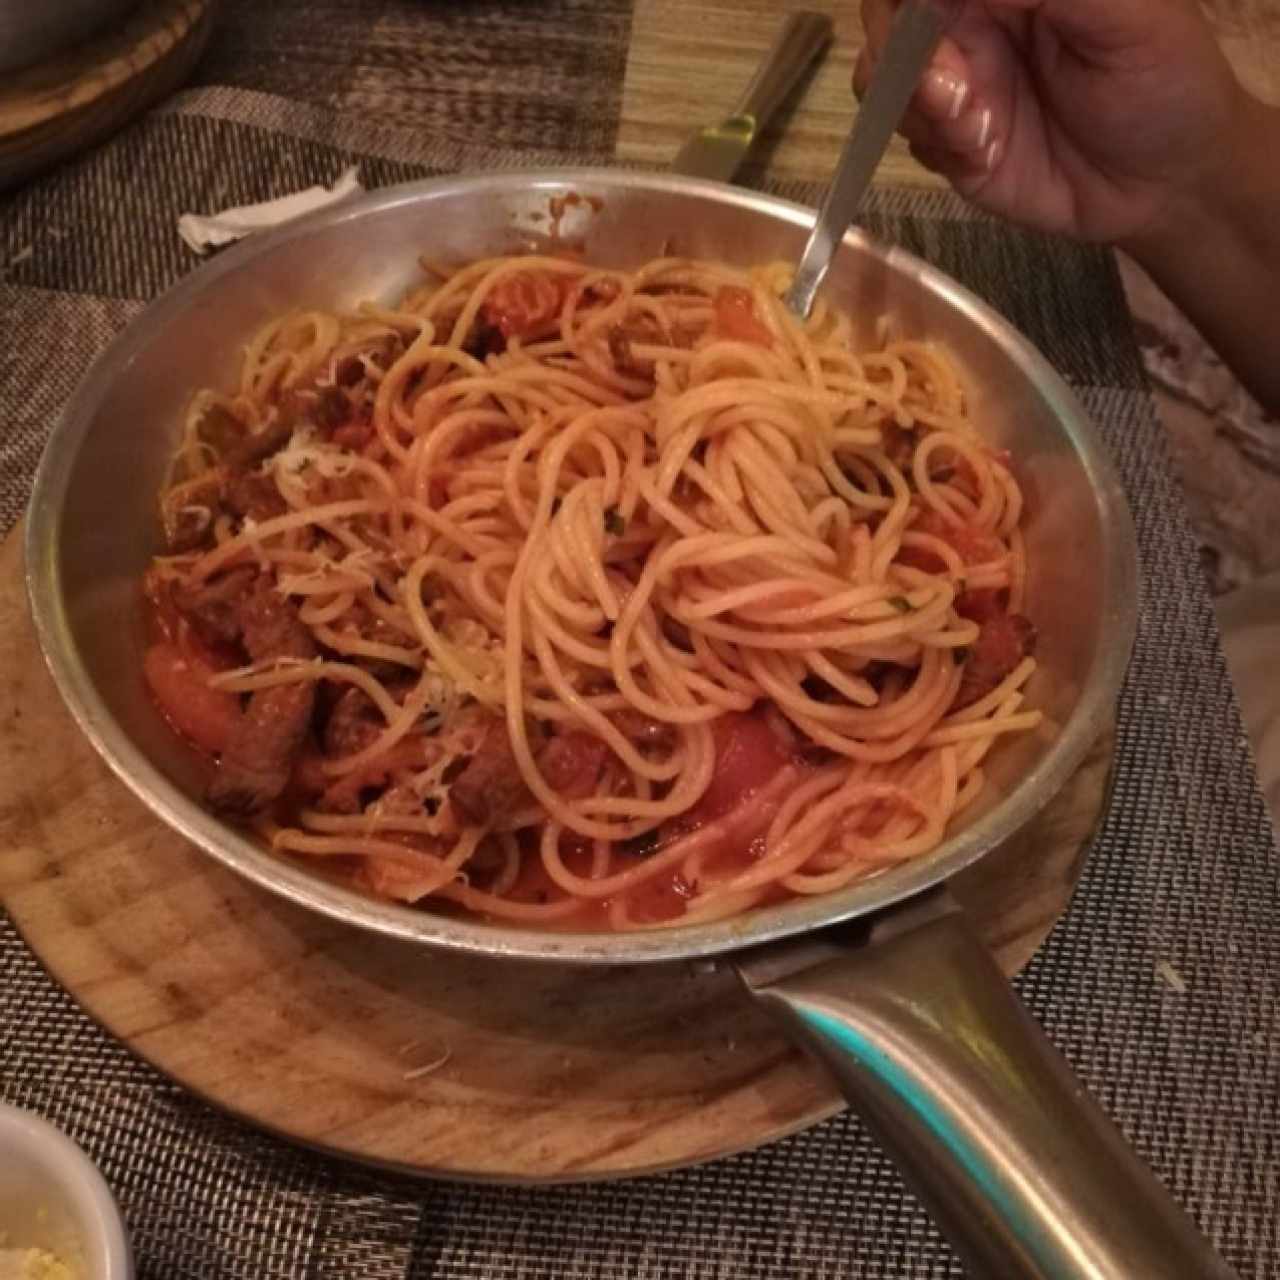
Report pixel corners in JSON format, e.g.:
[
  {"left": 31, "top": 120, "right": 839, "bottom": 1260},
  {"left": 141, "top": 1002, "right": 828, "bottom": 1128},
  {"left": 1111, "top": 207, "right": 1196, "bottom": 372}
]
[{"left": 0, "top": 1246, "right": 76, "bottom": 1280}]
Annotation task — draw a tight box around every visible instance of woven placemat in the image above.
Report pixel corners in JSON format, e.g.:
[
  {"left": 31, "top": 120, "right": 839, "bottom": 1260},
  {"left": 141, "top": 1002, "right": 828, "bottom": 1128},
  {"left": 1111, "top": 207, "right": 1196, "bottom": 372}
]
[
  {"left": 193, "top": 0, "right": 634, "bottom": 155},
  {"left": 1, "top": 78, "right": 1277, "bottom": 1280}
]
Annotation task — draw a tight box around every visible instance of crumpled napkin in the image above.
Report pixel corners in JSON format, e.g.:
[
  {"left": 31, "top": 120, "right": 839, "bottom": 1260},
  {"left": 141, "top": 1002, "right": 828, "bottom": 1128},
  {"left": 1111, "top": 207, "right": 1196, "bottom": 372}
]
[{"left": 177, "top": 165, "right": 363, "bottom": 254}]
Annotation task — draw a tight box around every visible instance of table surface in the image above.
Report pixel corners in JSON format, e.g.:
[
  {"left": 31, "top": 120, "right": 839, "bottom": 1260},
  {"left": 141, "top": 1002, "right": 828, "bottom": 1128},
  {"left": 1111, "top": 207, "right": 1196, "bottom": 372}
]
[{"left": 1, "top": 3, "right": 1277, "bottom": 1277}]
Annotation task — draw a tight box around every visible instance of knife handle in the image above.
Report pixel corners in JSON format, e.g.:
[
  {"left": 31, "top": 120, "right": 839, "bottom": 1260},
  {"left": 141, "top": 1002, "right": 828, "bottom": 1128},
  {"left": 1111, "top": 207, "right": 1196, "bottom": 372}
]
[{"left": 733, "top": 11, "right": 833, "bottom": 127}]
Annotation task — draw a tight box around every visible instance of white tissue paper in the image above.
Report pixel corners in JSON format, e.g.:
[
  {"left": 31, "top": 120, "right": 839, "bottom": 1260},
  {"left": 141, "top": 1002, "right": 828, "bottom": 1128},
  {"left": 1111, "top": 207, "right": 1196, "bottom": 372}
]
[{"left": 177, "top": 165, "right": 363, "bottom": 254}]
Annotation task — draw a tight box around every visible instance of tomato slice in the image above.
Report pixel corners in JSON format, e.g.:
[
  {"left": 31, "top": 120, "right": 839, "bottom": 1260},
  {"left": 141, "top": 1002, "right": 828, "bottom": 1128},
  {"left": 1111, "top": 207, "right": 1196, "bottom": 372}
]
[
  {"left": 481, "top": 271, "right": 567, "bottom": 339},
  {"left": 713, "top": 286, "right": 773, "bottom": 346},
  {"left": 143, "top": 642, "right": 240, "bottom": 754},
  {"left": 688, "top": 711, "right": 792, "bottom": 825}
]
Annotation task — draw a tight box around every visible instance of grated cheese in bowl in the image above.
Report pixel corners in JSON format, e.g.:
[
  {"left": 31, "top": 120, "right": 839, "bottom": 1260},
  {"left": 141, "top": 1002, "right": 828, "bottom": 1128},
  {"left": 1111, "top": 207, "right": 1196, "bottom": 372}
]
[{"left": 0, "top": 1243, "right": 77, "bottom": 1280}]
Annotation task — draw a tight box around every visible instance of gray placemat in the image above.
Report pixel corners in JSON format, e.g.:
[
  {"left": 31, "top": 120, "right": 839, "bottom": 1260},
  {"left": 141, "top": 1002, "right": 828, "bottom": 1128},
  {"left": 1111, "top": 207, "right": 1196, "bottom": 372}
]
[
  {"left": 193, "top": 0, "right": 634, "bottom": 155},
  {"left": 1, "top": 85, "right": 1277, "bottom": 1280}
]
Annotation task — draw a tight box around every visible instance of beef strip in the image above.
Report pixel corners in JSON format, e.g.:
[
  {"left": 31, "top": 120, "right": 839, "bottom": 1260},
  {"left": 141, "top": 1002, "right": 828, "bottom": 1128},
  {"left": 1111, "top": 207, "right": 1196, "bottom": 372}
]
[
  {"left": 223, "top": 418, "right": 293, "bottom": 471},
  {"left": 308, "top": 384, "right": 350, "bottom": 432},
  {"left": 172, "top": 566, "right": 256, "bottom": 648},
  {"left": 207, "top": 577, "right": 318, "bottom": 816},
  {"left": 539, "top": 731, "right": 609, "bottom": 797},
  {"left": 333, "top": 334, "right": 403, "bottom": 386},
  {"left": 324, "top": 683, "right": 401, "bottom": 758},
  {"left": 165, "top": 504, "right": 215, "bottom": 554},
  {"left": 448, "top": 716, "right": 609, "bottom": 826},
  {"left": 462, "top": 320, "right": 507, "bottom": 359},
  {"left": 608, "top": 327, "right": 651, "bottom": 378},
  {"left": 195, "top": 402, "right": 247, "bottom": 455},
  {"left": 224, "top": 470, "right": 288, "bottom": 522},
  {"left": 448, "top": 714, "right": 530, "bottom": 826}
]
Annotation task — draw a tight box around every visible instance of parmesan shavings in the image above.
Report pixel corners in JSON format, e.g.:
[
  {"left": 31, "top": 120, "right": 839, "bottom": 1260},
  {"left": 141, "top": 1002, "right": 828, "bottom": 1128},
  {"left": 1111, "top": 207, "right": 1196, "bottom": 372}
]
[
  {"left": 0, "top": 1246, "right": 76, "bottom": 1280},
  {"left": 271, "top": 427, "right": 359, "bottom": 480}
]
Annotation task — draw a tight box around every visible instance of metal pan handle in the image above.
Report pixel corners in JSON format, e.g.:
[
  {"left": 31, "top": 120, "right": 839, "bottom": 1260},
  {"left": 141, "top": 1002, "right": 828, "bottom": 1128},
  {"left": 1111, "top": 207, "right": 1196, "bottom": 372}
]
[{"left": 737, "top": 891, "right": 1239, "bottom": 1279}]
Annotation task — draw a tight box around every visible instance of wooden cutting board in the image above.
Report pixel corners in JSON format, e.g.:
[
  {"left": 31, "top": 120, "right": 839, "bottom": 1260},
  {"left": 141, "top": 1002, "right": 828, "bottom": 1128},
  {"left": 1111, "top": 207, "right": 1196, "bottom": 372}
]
[
  {"left": 0, "top": 527, "right": 1111, "bottom": 1181},
  {"left": 0, "top": 0, "right": 213, "bottom": 192}
]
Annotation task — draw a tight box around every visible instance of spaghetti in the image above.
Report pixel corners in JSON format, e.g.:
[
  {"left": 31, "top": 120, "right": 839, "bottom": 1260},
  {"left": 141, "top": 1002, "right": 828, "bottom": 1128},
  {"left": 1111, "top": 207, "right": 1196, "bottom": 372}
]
[{"left": 142, "top": 252, "right": 1040, "bottom": 930}]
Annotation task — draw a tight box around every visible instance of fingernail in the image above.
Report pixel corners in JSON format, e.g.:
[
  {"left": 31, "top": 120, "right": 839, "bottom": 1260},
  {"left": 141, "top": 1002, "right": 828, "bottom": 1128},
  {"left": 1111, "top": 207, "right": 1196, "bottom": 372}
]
[
  {"left": 953, "top": 105, "right": 992, "bottom": 153},
  {"left": 918, "top": 69, "right": 969, "bottom": 121}
]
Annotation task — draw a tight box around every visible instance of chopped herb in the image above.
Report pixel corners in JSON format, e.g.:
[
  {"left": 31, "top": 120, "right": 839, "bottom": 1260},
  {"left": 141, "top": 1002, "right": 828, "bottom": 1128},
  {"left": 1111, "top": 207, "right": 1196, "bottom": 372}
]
[
  {"left": 619, "top": 828, "right": 661, "bottom": 858},
  {"left": 888, "top": 595, "right": 913, "bottom": 613},
  {"left": 603, "top": 506, "right": 626, "bottom": 536},
  {"left": 550, "top": 496, "right": 562, "bottom": 516}
]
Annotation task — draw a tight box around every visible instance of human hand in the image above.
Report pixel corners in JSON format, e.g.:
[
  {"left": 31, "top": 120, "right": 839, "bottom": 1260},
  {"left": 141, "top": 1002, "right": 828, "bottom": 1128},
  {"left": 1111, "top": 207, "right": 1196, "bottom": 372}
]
[{"left": 854, "top": 0, "right": 1250, "bottom": 246}]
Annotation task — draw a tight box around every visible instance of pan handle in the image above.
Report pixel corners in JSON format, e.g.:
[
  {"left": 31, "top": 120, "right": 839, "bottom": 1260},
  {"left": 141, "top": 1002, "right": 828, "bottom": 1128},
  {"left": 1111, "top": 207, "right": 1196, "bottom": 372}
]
[{"left": 736, "top": 891, "right": 1239, "bottom": 1279}]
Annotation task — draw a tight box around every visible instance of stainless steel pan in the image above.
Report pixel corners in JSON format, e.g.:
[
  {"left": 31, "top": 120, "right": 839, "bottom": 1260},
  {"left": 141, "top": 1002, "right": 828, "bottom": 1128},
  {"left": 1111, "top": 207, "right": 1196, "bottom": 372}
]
[{"left": 25, "top": 170, "right": 1236, "bottom": 1278}]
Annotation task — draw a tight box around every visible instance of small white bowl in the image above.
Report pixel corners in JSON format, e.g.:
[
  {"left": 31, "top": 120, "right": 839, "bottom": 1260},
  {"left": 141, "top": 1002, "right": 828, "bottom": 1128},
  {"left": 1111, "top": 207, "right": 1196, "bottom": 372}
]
[{"left": 0, "top": 1104, "right": 132, "bottom": 1280}]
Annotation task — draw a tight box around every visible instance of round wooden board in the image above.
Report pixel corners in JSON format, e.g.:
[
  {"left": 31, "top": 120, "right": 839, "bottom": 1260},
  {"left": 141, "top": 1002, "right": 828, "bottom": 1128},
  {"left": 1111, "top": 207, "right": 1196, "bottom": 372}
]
[
  {"left": 0, "top": 528, "right": 1112, "bottom": 1181},
  {"left": 0, "top": 0, "right": 213, "bottom": 192}
]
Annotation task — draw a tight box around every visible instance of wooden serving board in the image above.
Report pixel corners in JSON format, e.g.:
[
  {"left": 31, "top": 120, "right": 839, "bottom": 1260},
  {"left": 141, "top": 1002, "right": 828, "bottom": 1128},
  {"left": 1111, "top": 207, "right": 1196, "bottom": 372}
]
[
  {"left": 0, "top": 0, "right": 213, "bottom": 192},
  {"left": 0, "top": 528, "right": 1111, "bottom": 1181}
]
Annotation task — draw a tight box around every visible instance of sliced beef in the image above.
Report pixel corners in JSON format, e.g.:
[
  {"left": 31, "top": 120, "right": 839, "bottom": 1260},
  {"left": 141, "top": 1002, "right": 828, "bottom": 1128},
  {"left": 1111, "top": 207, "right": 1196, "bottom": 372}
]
[
  {"left": 955, "top": 587, "right": 1005, "bottom": 624},
  {"left": 462, "top": 320, "right": 507, "bottom": 359},
  {"left": 539, "top": 731, "right": 609, "bottom": 798},
  {"left": 225, "top": 470, "right": 288, "bottom": 522},
  {"left": 165, "top": 504, "right": 215, "bottom": 554},
  {"left": 207, "top": 578, "right": 317, "bottom": 817},
  {"left": 315, "top": 737, "right": 432, "bottom": 816},
  {"left": 448, "top": 714, "right": 530, "bottom": 826},
  {"left": 448, "top": 716, "right": 610, "bottom": 827},
  {"left": 195, "top": 402, "right": 247, "bottom": 455},
  {"left": 332, "top": 334, "right": 402, "bottom": 386},
  {"left": 608, "top": 326, "right": 655, "bottom": 379},
  {"left": 238, "top": 575, "right": 315, "bottom": 664},
  {"left": 324, "top": 684, "right": 397, "bottom": 758},
  {"left": 223, "top": 417, "right": 293, "bottom": 471},
  {"left": 308, "top": 384, "right": 351, "bottom": 432},
  {"left": 324, "top": 685, "right": 380, "bottom": 758},
  {"left": 955, "top": 613, "right": 1037, "bottom": 710},
  {"left": 173, "top": 566, "right": 256, "bottom": 648},
  {"left": 880, "top": 422, "right": 915, "bottom": 470}
]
